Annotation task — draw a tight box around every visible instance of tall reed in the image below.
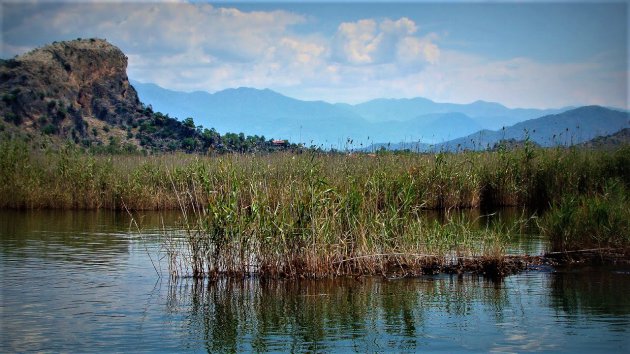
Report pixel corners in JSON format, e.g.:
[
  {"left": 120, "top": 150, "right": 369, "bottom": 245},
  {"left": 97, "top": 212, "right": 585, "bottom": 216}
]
[
  {"left": 540, "top": 180, "right": 630, "bottom": 252},
  {"left": 2, "top": 139, "right": 626, "bottom": 212},
  {"left": 2, "top": 138, "right": 628, "bottom": 275}
]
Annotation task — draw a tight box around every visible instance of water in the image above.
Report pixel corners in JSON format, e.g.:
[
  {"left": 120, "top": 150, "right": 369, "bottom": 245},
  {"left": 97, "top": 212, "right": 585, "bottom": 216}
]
[{"left": 1, "top": 210, "right": 629, "bottom": 352}]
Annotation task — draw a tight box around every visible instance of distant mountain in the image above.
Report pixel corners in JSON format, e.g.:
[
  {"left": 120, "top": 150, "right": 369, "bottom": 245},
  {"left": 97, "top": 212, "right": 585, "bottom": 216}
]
[
  {"left": 371, "top": 112, "right": 482, "bottom": 144},
  {"left": 134, "top": 81, "right": 570, "bottom": 147},
  {"left": 433, "top": 106, "right": 629, "bottom": 151},
  {"left": 349, "top": 97, "right": 569, "bottom": 129},
  {"left": 132, "top": 82, "right": 369, "bottom": 146}
]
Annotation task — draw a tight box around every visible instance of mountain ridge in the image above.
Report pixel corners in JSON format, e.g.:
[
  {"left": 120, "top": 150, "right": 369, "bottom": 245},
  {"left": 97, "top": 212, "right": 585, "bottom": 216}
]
[
  {"left": 132, "top": 81, "right": 577, "bottom": 146},
  {"left": 361, "top": 106, "right": 629, "bottom": 152}
]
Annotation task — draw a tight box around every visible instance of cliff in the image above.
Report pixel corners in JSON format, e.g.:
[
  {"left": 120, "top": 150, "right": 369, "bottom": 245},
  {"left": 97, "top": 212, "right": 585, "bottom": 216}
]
[
  {"left": 0, "top": 39, "right": 147, "bottom": 147},
  {"left": 0, "top": 38, "right": 293, "bottom": 154}
]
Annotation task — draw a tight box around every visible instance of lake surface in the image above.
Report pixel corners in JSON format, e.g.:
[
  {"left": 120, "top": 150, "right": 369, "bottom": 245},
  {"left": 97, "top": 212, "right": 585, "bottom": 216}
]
[{"left": 1, "top": 210, "right": 629, "bottom": 352}]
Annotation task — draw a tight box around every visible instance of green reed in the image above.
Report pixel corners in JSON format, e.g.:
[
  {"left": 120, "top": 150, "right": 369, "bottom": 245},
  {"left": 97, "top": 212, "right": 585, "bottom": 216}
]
[
  {"left": 540, "top": 180, "right": 630, "bottom": 252},
  {"left": 1, "top": 138, "right": 628, "bottom": 274}
]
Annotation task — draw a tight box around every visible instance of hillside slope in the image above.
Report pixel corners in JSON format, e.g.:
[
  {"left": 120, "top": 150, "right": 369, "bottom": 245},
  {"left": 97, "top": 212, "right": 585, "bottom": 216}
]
[
  {"left": 0, "top": 39, "right": 293, "bottom": 153},
  {"left": 434, "top": 106, "right": 630, "bottom": 151}
]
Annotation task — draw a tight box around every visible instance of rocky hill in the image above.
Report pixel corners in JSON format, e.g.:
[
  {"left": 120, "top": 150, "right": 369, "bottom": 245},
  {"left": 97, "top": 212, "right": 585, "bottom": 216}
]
[{"left": 0, "top": 39, "right": 292, "bottom": 153}]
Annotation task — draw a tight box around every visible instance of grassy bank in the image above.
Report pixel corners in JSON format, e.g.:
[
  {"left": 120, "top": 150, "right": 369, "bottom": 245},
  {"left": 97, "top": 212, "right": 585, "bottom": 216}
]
[
  {"left": 2, "top": 139, "right": 628, "bottom": 211},
  {"left": 2, "top": 139, "right": 628, "bottom": 276}
]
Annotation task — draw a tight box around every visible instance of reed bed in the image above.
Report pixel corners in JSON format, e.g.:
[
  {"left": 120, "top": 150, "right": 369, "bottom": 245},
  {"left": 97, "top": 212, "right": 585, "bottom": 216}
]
[
  {"left": 163, "top": 201, "right": 519, "bottom": 278},
  {"left": 2, "top": 138, "right": 628, "bottom": 276},
  {"left": 540, "top": 180, "right": 630, "bottom": 252},
  {"left": 1, "top": 139, "right": 627, "bottom": 211}
]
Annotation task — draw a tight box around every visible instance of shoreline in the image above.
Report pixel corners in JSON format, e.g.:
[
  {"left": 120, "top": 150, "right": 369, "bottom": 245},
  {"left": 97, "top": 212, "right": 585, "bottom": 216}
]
[{"left": 168, "top": 249, "right": 630, "bottom": 280}]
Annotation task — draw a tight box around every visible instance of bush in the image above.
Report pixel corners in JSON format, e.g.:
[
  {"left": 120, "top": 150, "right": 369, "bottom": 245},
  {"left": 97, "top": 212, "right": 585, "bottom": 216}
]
[
  {"left": 3, "top": 112, "right": 22, "bottom": 125},
  {"left": 42, "top": 124, "right": 57, "bottom": 135}
]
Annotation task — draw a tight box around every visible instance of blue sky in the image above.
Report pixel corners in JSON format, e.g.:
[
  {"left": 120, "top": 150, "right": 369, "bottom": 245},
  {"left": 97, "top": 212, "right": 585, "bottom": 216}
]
[{"left": 1, "top": 1, "right": 628, "bottom": 109}]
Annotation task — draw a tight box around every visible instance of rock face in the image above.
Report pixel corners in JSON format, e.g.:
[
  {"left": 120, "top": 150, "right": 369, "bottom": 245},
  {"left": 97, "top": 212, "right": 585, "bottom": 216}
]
[
  {"left": 0, "top": 38, "right": 146, "bottom": 147},
  {"left": 0, "top": 38, "right": 295, "bottom": 154}
]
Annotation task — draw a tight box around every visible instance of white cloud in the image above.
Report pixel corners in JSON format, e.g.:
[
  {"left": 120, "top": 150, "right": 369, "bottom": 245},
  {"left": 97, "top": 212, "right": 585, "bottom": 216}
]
[
  {"left": 331, "top": 17, "right": 439, "bottom": 67},
  {"left": 332, "top": 19, "right": 380, "bottom": 64},
  {"left": 413, "top": 50, "right": 627, "bottom": 108},
  {"left": 2, "top": 3, "right": 625, "bottom": 109},
  {"left": 3, "top": 3, "right": 306, "bottom": 60}
]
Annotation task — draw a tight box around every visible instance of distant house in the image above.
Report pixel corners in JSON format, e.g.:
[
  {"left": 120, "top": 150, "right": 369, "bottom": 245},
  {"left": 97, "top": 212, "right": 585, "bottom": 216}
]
[{"left": 272, "top": 139, "right": 287, "bottom": 146}]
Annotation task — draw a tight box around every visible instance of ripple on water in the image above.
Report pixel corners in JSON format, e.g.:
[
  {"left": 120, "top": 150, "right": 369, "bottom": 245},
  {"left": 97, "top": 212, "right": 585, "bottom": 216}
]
[{"left": 1, "top": 210, "right": 629, "bottom": 352}]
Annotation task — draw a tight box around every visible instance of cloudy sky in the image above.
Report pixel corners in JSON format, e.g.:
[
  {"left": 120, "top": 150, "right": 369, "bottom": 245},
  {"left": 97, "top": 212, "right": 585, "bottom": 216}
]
[{"left": 1, "top": 1, "right": 628, "bottom": 109}]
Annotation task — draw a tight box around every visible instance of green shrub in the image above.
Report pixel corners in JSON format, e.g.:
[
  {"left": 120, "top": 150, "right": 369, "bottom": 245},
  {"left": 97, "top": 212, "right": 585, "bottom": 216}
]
[
  {"left": 42, "top": 124, "right": 57, "bottom": 135},
  {"left": 3, "top": 112, "right": 22, "bottom": 125}
]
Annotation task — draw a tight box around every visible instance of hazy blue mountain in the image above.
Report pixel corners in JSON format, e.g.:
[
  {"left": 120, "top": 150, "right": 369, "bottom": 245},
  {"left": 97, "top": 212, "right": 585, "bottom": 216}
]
[
  {"left": 371, "top": 113, "right": 483, "bottom": 144},
  {"left": 133, "top": 81, "right": 369, "bottom": 146},
  {"left": 132, "top": 81, "right": 575, "bottom": 147},
  {"left": 351, "top": 97, "right": 569, "bottom": 129},
  {"left": 433, "top": 106, "right": 630, "bottom": 151}
]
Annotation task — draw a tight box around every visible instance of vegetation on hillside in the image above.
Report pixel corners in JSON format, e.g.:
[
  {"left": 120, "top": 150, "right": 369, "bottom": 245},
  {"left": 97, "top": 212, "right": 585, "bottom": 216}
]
[{"left": 0, "top": 46, "right": 299, "bottom": 155}]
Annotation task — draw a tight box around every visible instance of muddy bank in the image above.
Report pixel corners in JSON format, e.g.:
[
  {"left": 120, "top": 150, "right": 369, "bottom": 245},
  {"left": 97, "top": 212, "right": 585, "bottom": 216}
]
[{"left": 230, "top": 249, "right": 630, "bottom": 280}]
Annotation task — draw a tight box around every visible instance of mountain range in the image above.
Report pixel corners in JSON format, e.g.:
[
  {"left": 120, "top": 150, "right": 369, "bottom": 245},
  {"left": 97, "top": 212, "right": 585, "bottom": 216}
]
[
  {"left": 432, "top": 105, "right": 629, "bottom": 151},
  {"left": 2, "top": 38, "right": 627, "bottom": 154},
  {"left": 133, "top": 81, "right": 583, "bottom": 148}
]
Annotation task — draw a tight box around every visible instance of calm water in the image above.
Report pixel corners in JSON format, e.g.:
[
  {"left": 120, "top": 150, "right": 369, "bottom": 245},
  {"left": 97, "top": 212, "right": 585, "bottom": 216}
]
[{"left": 1, "top": 210, "right": 629, "bottom": 352}]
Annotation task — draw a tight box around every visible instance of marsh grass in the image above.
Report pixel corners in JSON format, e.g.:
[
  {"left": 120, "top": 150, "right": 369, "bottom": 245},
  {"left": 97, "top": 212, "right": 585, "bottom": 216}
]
[
  {"left": 1, "top": 138, "right": 628, "bottom": 275},
  {"left": 1, "top": 139, "right": 627, "bottom": 211},
  {"left": 540, "top": 180, "right": 630, "bottom": 252},
  {"left": 164, "top": 196, "right": 521, "bottom": 278}
]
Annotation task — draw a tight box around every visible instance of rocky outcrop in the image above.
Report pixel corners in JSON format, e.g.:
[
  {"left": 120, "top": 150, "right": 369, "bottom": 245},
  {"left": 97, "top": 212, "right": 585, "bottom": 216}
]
[
  {"left": 0, "top": 38, "right": 296, "bottom": 154},
  {"left": 0, "top": 38, "right": 146, "bottom": 147}
]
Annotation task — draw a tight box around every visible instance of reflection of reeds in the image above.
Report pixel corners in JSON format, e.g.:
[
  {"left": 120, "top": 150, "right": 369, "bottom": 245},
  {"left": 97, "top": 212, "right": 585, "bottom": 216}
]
[{"left": 165, "top": 276, "right": 512, "bottom": 352}]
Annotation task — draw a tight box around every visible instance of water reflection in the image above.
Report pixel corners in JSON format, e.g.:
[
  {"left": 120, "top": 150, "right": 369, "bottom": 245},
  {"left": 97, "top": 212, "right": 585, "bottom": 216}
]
[
  {"left": 550, "top": 266, "right": 630, "bottom": 317},
  {"left": 165, "top": 276, "right": 522, "bottom": 352},
  {"left": 0, "top": 209, "right": 182, "bottom": 264},
  {"left": 1, "top": 210, "right": 628, "bottom": 352}
]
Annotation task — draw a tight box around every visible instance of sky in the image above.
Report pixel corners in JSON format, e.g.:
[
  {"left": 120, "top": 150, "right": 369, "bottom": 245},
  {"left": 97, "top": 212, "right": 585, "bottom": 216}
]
[{"left": 1, "top": 1, "right": 628, "bottom": 109}]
